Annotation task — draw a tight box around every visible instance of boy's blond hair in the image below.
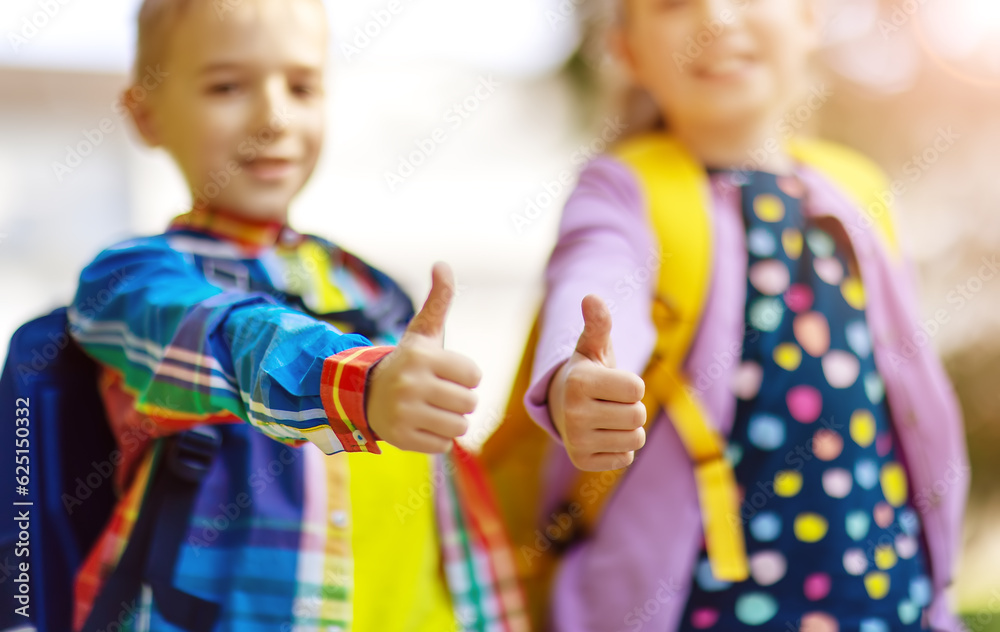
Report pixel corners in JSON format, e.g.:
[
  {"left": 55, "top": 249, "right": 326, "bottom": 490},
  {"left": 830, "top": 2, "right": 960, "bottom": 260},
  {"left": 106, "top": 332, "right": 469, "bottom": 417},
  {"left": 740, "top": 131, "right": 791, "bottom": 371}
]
[
  {"left": 131, "top": 0, "right": 324, "bottom": 84},
  {"left": 132, "top": 0, "right": 197, "bottom": 82}
]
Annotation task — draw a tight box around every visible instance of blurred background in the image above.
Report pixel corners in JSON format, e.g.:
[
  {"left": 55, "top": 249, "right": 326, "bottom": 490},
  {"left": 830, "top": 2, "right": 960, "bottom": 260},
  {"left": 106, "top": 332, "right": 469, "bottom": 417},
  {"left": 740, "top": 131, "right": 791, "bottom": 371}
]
[{"left": 0, "top": 0, "right": 997, "bottom": 625}]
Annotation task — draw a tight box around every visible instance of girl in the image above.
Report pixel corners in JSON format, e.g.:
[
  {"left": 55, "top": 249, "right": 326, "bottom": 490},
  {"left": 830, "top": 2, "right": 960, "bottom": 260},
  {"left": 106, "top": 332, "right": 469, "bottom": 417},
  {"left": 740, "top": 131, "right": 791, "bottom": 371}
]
[{"left": 488, "top": 0, "right": 968, "bottom": 630}]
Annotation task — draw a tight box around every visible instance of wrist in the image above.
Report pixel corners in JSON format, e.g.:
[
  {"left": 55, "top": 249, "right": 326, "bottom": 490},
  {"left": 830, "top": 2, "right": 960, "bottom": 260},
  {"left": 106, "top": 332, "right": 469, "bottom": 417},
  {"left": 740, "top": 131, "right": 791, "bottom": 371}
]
[
  {"left": 363, "top": 356, "right": 388, "bottom": 442},
  {"left": 546, "top": 360, "right": 571, "bottom": 440}
]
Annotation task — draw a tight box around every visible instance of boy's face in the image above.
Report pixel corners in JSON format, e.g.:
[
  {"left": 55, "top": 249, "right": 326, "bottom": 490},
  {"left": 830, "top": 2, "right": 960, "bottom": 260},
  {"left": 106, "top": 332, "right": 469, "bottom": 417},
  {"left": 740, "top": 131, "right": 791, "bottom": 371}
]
[
  {"left": 618, "top": 0, "right": 819, "bottom": 137},
  {"left": 133, "top": 0, "right": 327, "bottom": 221}
]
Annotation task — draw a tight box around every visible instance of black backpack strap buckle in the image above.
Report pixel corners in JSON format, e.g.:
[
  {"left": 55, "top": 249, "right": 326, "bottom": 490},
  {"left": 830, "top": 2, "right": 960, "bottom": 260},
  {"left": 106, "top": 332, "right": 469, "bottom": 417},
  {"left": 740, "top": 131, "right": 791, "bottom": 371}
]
[{"left": 168, "top": 425, "right": 222, "bottom": 483}]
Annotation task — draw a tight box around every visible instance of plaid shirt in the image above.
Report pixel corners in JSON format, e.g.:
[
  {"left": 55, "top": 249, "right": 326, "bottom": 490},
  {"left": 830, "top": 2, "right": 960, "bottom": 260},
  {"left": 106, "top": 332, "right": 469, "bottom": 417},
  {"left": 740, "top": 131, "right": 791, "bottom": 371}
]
[{"left": 68, "top": 208, "right": 527, "bottom": 632}]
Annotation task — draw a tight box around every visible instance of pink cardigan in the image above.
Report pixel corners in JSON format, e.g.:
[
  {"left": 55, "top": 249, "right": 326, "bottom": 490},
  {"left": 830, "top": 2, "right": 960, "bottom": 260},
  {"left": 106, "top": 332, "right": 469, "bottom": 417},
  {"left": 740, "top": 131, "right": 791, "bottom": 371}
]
[{"left": 525, "top": 156, "right": 969, "bottom": 632}]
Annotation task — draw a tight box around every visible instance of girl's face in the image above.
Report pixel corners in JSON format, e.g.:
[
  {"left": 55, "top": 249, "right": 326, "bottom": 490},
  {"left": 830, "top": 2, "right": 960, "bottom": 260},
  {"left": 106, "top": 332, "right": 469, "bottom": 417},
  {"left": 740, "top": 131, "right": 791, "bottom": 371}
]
[{"left": 616, "top": 0, "right": 819, "bottom": 134}]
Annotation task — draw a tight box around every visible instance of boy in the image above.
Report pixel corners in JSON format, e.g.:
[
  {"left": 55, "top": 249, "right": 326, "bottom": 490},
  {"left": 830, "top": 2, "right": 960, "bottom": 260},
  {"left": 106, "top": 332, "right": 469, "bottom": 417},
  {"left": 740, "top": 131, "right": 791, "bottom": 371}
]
[{"left": 68, "top": 0, "right": 524, "bottom": 630}]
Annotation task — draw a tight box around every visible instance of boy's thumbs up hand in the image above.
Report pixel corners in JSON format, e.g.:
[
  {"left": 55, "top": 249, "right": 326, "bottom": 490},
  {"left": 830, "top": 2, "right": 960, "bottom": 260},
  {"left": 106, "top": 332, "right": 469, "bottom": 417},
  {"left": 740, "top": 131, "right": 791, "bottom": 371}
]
[
  {"left": 401, "top": 262, "right": 453, "bottom": 345},
  {"left": 548, "top": 295, "right": 647, "bottom": 471},
  {"left": 366, "top": 263, "right": 482, "bottom": 454}
]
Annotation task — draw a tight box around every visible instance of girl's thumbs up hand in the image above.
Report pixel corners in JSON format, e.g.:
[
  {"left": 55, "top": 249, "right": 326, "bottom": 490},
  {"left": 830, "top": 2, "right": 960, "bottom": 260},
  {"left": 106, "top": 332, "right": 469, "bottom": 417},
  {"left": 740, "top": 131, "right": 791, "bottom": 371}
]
[{"left": 548, "top": 295, "right": 647, "bottom": 471}]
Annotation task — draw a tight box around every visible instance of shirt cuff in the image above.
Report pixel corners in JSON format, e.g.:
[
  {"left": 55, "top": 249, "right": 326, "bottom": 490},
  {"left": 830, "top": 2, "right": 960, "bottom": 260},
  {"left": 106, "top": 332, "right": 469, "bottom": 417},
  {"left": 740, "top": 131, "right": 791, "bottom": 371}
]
[{"left": 320, "top": 346, "right": 394, "bottom": 454}]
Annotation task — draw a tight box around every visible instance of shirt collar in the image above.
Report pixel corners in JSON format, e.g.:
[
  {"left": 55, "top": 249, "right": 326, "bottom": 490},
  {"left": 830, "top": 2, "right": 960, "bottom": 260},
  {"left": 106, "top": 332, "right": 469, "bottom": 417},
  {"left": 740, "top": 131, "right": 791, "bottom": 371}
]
[{"left": 168, "top": 206, "right": 304, "bottom": 251}]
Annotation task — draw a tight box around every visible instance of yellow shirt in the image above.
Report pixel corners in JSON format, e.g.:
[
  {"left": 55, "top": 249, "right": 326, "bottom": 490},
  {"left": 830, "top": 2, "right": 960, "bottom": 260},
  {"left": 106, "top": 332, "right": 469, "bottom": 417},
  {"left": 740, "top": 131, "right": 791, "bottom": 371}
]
[
  {"left": 348, "top": 445, "right": 456, "bottom": 630},
  {"left": 291, "top": 239, "right": 455, "bottom": 628}
]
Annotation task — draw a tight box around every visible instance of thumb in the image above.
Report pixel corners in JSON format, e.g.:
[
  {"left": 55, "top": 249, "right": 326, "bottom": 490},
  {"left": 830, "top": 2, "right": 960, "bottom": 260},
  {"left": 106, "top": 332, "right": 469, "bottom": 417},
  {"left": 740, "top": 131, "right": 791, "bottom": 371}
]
[
  {"left": 575, "top": 294, "right": 615, "bottom": 366},
  {"left": 405, "top": 262, "right": 455, "bottom": 343}
]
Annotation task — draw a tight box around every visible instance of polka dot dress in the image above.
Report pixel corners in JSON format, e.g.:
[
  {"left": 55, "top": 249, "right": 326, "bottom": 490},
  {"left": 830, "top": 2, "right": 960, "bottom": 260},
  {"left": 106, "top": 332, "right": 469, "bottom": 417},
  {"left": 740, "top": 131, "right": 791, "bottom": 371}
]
[{"left": 677, "top": 171, "right": 932, "bottom": 632}]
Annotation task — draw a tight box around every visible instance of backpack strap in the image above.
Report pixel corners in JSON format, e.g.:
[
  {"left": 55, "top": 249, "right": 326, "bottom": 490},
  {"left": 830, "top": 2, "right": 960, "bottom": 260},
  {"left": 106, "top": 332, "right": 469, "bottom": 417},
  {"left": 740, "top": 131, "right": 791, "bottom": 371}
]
[
  {"left": 614, "top": 134, "right": 749, "bottom": 582},
  {"left": 83, "top": 426, "right": 222, "bottom": 632},
  {"left": 789, "top": 138, "right": 901, "bottom": 261}
]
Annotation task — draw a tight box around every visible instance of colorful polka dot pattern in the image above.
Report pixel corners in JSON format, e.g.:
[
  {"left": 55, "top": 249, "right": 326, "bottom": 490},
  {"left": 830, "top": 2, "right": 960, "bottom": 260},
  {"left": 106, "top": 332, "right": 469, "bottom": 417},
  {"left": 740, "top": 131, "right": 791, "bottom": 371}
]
[{"left": 679, "top": 171, "right": 930, "bottom": 631}]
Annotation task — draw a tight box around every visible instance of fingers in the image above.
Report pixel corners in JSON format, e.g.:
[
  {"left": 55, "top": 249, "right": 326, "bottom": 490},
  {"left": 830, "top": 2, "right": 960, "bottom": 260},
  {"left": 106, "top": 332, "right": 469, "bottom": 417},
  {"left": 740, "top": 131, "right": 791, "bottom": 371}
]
[
  {"left": 398, "top": 409, "right": 468, "bottom": 453},
  {"left": 564, "top": 424, "right": 646, "bottom": 456},
  {"left": 416, "top": 407, "right": 469, "bottom": 439},
  {"left": 399, "top": 430, "right": 454, "bottom": 454},
  {"left": 405, "top": 262, "right": 456, "bottom": 341},
  {"left": 593, "top": 428, "right": 647, "bottom": 454},
  {"left": 567, "top": 399, "right": 646, "bottom": 431},
  {"left": 384, "top": 346, "right": 482, "bottom": 390},
  {"left": 429, "top": 350, "right": 483, "bottom": 389},
  {"left": 558, "top": 359, "right": 648, "bottom": 472},
  {"left": 365, "top": 338, "right": 481, "bottom": 455},
  {"left": 576, "top": 451, "right": 636, "bottom": 472},
  {"left": 425, "top": 379, "right": 479, "bottom": 416},
  {"left": 567, "top": 363, "right": 645, "bottom": 404},
  {"left": 575, "top": 294, "right": 614, "bottom": 366}
]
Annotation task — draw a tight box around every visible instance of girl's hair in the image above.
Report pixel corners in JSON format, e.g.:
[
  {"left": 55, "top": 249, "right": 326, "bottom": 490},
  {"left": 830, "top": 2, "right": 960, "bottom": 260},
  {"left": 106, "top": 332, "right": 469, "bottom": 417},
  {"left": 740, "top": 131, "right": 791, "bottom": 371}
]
[
  {"left": 579, "top": 0, "right": 666, "bottom": 139},
  {"left": 618, "top": 83, "right": 667, "bottom": 138}
]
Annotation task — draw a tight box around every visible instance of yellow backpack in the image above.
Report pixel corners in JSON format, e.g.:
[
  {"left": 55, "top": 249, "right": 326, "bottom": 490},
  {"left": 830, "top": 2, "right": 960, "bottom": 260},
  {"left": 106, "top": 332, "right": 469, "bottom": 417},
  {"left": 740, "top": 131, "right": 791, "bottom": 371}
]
[{"left": 480, "top": 133, "right": 900, "bottom": 629}]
